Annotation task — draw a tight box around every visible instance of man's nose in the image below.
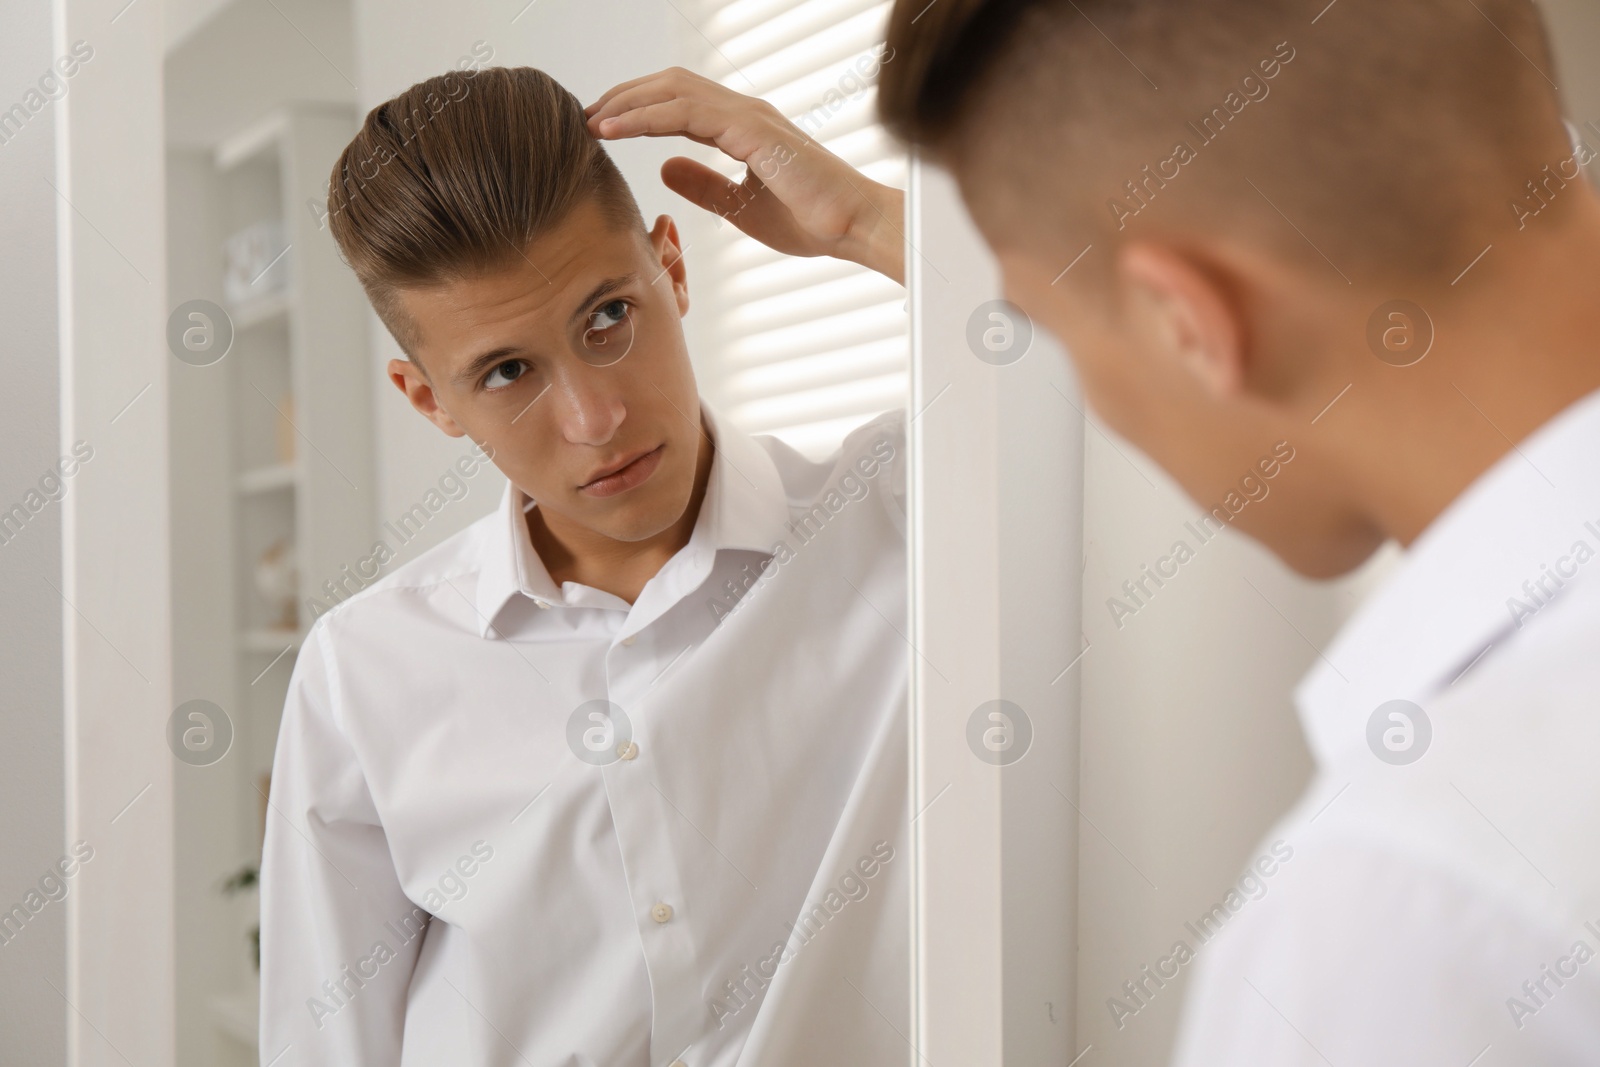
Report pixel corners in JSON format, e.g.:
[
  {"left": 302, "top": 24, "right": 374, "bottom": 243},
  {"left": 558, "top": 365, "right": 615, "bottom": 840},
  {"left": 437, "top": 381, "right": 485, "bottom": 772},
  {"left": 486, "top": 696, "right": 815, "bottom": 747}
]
[{"left": 553, "top": 368, "right": 627, "bottom": 447}]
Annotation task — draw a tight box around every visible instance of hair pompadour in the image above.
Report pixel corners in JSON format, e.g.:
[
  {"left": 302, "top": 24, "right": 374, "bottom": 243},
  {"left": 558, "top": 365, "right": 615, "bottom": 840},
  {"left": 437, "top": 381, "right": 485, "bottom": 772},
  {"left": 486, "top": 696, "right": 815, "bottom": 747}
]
[{"left": 326, "top": 65, "right": 646, "bottom": 357}]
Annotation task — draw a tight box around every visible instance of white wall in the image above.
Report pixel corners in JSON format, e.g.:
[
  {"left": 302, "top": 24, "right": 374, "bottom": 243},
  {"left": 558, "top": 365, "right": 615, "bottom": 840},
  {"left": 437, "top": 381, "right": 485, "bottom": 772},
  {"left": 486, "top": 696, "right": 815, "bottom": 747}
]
[
  {"left": 349, "top": 0, "right": 709, "bottom": 562},
  {"left": 1546, "top": 0, "right": 1600, "bottom": 134},
  {"left": 164, "top": 0, "right": 355, "bottom": 150},
  {"left": 1076, "top": 435, "right": 1394, "bottom": 1065},
  {"left": 0, "top": 0, "right": 172, "bottom": 1058},
  {"left": 164, "top": 0, "right": 237, "bottom": 52}
]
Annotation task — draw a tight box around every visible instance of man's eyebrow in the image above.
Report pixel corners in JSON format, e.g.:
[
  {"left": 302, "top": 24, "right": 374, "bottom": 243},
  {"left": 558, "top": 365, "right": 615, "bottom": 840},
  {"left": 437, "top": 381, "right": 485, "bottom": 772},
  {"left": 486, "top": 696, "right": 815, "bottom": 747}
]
[
  {"left": 567, "top": 273, "right": 638, "bottom": 330},
  {"left": 452, "top": 273, "right": 639, "bottom": 387},
  {"left": 454, "top": 345, "right": 525, "bottom": 387}
]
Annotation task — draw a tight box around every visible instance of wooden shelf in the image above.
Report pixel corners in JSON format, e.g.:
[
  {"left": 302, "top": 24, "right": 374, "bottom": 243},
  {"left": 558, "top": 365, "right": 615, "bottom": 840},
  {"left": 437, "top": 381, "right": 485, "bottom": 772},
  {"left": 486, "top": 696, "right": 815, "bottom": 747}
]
[{"left": 237, "top": 463, "right": 296, "bottom": 494}]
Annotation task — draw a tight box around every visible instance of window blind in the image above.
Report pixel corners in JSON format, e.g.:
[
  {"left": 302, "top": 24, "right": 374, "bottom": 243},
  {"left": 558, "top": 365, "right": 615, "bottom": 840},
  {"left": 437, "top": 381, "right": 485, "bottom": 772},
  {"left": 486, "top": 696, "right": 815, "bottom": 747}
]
[{"left": 689, "top": 0, "right": 908, "bottom": 458}]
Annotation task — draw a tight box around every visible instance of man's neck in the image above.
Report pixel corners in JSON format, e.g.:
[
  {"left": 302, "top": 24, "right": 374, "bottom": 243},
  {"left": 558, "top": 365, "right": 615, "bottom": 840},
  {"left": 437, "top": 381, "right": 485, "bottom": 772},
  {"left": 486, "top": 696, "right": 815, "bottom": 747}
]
[
  {"left": 1333, "top": 191, "right": 1600, "bottom": 547},
  {"left": 526, "top": 421, "right": 716, "bottom": 605}
]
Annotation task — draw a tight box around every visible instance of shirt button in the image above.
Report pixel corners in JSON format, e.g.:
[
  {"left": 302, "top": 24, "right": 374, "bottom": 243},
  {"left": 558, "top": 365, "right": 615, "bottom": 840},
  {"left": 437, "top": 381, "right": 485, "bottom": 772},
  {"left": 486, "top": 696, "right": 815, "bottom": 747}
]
[
  {"left": 616, "top": 740, "right": 639, "bottom": 761},
  {"left": 650, "top": 902, "right": 673, "bottom": 924},
  {"left": 535, "top": 600, "right": 551, "bottom": 610},
  {"left": 621, "top": 634, "right": 637, "bottom": 646},
  {"left": 668, "top": 1061, "right": 687, "bottom": 1067}
]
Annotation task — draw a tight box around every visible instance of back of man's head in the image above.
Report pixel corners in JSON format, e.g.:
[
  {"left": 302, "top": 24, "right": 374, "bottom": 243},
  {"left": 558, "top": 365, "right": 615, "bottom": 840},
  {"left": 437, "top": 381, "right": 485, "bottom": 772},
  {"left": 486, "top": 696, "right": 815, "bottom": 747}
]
[
  {"left": 327, "top": 65, "right": 647, "bottom": 357},
  {"left": 879, "top": 0, "right": 1573, "bottom": 290}
]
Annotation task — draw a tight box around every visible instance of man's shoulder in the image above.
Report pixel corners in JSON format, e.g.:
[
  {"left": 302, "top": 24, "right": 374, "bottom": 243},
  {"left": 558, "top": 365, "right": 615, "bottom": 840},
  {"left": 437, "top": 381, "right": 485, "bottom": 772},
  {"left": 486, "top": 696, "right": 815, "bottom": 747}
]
[
  {"left": 309, "top": 506, "right": 498, "bottom": 631},
  {"left": 1170, "top": 818, "right": 1600, "bottom": 1065},
  {"left": 751, "top": 409, "right": 905, "bottom": 506},
  {"left": 1474, "top": 567, "right": 1600, "bottom": 695},
  {"left": 1287, "top": 576, "right": 1600, "bottom": 898},
  {"left": 1174, "top": 590, "right": 1600, "bottom": 1060}
]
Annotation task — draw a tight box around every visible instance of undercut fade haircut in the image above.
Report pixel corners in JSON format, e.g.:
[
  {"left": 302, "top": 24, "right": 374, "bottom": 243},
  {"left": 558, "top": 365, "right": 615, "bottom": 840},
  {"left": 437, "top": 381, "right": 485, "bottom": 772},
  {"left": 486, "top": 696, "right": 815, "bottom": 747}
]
[
  {"left": 327, "top": 65, "right": 648, "bottom": 358},
  {"left": 879, "top": 0, "right": 1573, "bottom": 288}
]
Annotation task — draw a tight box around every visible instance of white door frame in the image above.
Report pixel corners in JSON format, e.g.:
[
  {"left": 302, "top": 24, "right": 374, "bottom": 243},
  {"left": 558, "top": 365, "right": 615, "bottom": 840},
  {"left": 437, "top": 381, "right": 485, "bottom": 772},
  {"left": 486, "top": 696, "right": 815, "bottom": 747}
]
[{"left": 56, "top": 0, "right": 174, "bottom": 1063}]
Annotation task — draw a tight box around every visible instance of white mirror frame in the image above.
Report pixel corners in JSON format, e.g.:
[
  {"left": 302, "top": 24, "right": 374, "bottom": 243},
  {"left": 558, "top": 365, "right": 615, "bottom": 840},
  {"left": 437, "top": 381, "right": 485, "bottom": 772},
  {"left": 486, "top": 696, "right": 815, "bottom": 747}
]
[{"left": 906, "top": 155, "right": 1085, "bottom": 1064}]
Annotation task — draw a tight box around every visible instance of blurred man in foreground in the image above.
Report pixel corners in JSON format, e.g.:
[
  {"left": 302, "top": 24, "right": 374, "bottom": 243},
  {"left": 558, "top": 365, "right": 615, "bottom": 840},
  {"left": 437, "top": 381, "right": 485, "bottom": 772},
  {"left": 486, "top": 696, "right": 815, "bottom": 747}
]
[{"left": 879, "top": 0, "right": 1600, "bottom": 1061}]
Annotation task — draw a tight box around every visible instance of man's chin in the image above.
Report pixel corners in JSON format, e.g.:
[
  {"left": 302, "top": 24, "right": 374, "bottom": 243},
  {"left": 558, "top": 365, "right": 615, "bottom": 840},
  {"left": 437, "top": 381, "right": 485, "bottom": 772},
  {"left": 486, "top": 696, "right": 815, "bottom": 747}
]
[
  {"left": 581, "top": 502, "right": 688, "bottom": 545},
  {"left": 1262, "top": 526, "right": 1388, "bottom": 581}
]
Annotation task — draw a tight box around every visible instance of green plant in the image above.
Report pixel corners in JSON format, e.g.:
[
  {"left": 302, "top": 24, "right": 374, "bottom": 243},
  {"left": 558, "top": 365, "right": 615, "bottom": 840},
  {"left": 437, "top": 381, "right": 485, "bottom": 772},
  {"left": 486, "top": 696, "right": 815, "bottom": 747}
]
[{"left": 221, "top": 863, "right": 261, "bottom": 971}]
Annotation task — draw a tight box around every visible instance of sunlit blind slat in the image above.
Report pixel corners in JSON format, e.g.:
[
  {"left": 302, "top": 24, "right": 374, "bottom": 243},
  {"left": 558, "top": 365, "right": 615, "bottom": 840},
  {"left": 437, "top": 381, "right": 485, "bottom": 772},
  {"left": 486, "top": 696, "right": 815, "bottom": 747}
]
[{"left": 691, "top": 0, "right": 906, "bottom": 458}]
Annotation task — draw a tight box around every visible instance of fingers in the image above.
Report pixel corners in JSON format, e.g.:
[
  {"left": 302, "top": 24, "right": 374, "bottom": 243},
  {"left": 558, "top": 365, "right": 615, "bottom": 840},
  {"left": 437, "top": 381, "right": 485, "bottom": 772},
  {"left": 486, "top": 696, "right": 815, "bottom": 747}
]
[
  {"left": 586, "top": 81, "right": 679, "bottom": 131},
  {"left": 583, "top": 66, "right": 719, "bottom": 123},
  {"left": 583, "top": 72, "right": 661, "bottom": 117},
  {"left": 660, "top": 156, "right": 747, "bottom": 218},
  {"left": 588, "top": 91, "right": 688, "bottom": 140},
  {"left": 584, "top": 67, "right": 688, "bottom": 116},
  {"left": 660, "top": 158, "right": 781, "bottom": 246},
  {"left": 584, "top": 69, "right": 782, "bottom": 157},
  {"left": 592, "top": 98, "right": 728, "bottom": 143}
]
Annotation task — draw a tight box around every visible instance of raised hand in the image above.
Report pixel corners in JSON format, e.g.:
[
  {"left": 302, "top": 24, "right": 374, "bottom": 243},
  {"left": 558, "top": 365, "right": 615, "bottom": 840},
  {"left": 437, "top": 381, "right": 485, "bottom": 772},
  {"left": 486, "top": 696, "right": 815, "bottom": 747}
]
[{"left": 585, "top": 67, "right": 905, "bottom": 285}]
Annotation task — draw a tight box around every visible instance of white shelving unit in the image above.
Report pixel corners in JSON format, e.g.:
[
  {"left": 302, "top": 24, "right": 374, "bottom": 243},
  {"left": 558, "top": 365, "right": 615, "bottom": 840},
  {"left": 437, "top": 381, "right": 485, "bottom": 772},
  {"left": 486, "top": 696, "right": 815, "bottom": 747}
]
[{"left": 168, "top": 103, "right": 373, "bottom": 1065}]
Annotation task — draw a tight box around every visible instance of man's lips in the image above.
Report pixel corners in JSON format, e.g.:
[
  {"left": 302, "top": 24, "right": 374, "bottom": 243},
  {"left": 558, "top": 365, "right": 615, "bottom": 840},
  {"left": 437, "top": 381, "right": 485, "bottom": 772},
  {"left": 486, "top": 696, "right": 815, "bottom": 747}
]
[{"left": 578, "top": 444, "right": 664, "bottom": 498}]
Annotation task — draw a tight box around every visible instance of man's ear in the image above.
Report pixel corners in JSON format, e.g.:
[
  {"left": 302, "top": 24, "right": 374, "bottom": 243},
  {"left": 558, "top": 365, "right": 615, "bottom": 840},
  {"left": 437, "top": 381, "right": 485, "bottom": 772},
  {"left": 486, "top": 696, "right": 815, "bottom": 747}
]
[
  {"left": 648, "top": 214, "right": 690, "bottom": 317},
  {"left": 1116, "top": 243, "right": 1244, "bottom": 398},
  {"left": 389, "top": 357, "right": 468, "bottom": 438}
]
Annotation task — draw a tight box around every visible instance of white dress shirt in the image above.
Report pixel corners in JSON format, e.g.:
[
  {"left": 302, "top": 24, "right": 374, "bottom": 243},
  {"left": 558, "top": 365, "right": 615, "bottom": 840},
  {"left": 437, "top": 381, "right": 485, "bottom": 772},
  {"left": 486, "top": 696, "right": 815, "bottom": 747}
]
[
  {"left": 259, "top": 404, "right": 910, "bottom": 1067},
  {"left": 1171, "top": 388, "right": 1600, "bottom": 1064}
]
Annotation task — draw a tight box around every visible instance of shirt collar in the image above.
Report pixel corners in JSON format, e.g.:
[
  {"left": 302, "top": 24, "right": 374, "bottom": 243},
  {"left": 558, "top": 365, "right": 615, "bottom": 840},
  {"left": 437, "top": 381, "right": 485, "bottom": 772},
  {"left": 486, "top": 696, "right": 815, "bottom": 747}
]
[
  {"left": 472, "top": 399, "right": 790, "bottom": 638},
  {"left": 1296, "top": 386, "right": 1600, "bottom": 764}
]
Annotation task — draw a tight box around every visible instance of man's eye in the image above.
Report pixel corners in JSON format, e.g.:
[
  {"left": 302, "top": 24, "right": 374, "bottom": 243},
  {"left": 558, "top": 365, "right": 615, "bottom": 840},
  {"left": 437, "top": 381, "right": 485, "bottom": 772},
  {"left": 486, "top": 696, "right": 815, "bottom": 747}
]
[
  {"left": 483, "top": 360, "right": 529, "bottom": 390},
  {"left": 587, "top": 299, "right": 629, "bottom": 333}
]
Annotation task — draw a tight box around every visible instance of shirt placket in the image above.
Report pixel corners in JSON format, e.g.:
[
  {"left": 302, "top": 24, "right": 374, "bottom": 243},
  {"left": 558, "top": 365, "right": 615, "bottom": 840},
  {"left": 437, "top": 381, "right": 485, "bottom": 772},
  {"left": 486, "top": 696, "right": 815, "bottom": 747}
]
[{"left": 600, "top": 554, "right": 716, "bottom": 1066}]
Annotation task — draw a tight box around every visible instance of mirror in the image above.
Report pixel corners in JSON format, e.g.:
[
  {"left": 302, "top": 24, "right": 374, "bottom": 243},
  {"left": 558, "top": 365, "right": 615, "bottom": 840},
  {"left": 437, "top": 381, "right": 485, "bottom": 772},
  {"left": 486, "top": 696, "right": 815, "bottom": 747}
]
[{"left": 162, "top": 1, "right": 916, "bottom": 1064}]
